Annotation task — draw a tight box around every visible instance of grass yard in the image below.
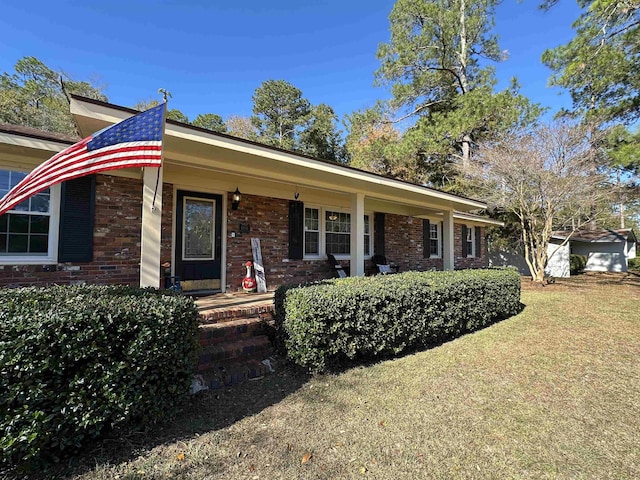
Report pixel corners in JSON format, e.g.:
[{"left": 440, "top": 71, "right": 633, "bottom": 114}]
[{"left": 64, "top": 273, "right": 640, "bottom": 479}]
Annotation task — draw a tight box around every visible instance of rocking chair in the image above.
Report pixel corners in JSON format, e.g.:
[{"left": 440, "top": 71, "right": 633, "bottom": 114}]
[
  {"left": 370, "top": 254, "right": 399, "bottom": 274},
  {"left": 326, "top": 254, "right": 350, "bottom": 278}
]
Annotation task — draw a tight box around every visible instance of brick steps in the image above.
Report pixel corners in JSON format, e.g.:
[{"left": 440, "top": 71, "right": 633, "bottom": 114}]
[
  {"left": 199, "top": 305, "right": 275, "bottom": 325},
  {"left": 198, "top": 357, "right": 275, "bottom": 390},
  {"left": 195, "top": 304, "right": 277, "bottom": 390},
  {"left": 199, "top": 317, "right": 268, "bottom": 347},
  {"left": 197, "top": 335, "right": 273, "bottom": 371}
]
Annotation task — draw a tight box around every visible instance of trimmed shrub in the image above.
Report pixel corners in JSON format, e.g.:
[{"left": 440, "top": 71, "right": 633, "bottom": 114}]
[
  {"left": 274, "top": 268, "right": 521, "bottom": 372},
  {"left": 570, "top": 254, "right": 587, "bottom": 274},
  {"left": 0, "top": 285, "right": 200, "bottom": 469}
]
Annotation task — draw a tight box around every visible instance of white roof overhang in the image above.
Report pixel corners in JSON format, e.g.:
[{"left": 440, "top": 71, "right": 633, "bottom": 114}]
[{"left": 70, "top": 96, "right": 488, "bottom": 214}]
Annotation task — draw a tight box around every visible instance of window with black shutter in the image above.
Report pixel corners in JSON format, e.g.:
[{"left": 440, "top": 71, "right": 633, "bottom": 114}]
[
  {"left": 58, "top": 175, "right": 95, "bottom": 262},
  {"left": 288, "top": 200, "right": 304, "bottom": 260},
  {"left": 374, "top": 212, "right": 385, "bottom": 256},
  {"left": 423, "top": 219, "right": 430, "bottom": 258}
]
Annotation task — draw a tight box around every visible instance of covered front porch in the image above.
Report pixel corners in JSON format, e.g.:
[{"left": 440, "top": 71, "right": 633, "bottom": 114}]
[{"left": 70, "top": 95, "right": 496, "bottom": 293}]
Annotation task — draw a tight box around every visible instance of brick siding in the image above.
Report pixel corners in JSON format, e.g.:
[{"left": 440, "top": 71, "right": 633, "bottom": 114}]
[
  {"left": 1, "top": 181, "right": 486, "bottom": 289},
  {"left": 0, "top": 175, "right": 174, "bottom": 288},
  {"left": 454, "top": 223, "right": 488, "bottom": 269},
  {"left": 225, "top": 192, "right": 332, "bottom": 292}
]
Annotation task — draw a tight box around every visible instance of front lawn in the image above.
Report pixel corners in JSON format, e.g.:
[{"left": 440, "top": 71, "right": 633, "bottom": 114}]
[{"left": 62, "top": 274, "right": 640, "bottom": 479}]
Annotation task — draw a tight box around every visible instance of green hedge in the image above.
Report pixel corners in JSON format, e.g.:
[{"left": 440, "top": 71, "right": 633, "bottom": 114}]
[
  {"left": 628, "top": 257, "right": 640, "bottom": 272},
  {"left": 0, "top": 285, "right": 200, "bottom": 469},
  {"left": 570, "top": 254, "right": 587, "bottom": 274},
  {"left": 274, "top": 268, "right": 521, "bottom": 372}
]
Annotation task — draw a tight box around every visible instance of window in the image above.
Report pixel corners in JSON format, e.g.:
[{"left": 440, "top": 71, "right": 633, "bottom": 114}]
[
  {"left": 304, "top": 207, "right": 319, "bottom": 255},
  {"left": 0, "top": 169, "right": 59, "bottom": 263},
  {"left": 429, "top": 222, "right": 440, "bottom": 257},
  {"left": 364, "top": 214, "right": 371, "bottom": 256},
  {"left": 303, "top": 206, "right": 372, "bottom": 258},
  {"left": 466, "top": 225, "right": 475, "bottom": 257},
  {"left": 325, "top": 210, "right": 350, "bottom": 255}
]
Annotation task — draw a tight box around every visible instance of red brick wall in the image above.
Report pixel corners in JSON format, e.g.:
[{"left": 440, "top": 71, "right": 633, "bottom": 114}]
[
  {"left": 454, "top": 223, "right": 487, "bottom": 269},
  {"left": 383, "top": 215, "right": 487, "bottom": 271},
  {"left": 0, "top": 175, "right": 175, "bottom": 288},
  {"left": 225, "top": 193, "right": 333, "bottom": 292},
  {"left": 0, "top": 181, "right": 486, "bottom": 289},
  {"left": 384, "top": 214, "right": 443, "bottom": 271}
]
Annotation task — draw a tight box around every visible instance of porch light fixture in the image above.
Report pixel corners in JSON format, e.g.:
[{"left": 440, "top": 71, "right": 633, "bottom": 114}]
[
  {"left": 407, "top": 216, "right": 414, "bottom": 224},
  {"left": 232, "top": 187, "right": 242, "bottom": 210}
]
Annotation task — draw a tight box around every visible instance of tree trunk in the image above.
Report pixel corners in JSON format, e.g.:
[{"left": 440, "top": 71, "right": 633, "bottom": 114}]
[
  {"left": 458, "top": 0, "right": 471, "bottom": 173},
  {"left": 617, "top": 168, "right": 625, "bottom": 228}
]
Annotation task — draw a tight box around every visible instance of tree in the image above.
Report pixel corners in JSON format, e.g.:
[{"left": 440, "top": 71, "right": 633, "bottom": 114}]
[
  {"left": 603, "top": 124, "right": 640, "bottom": 228},
  {"left": 373, "top": 0, "right": 541, "bottom": 190},
  {"left": 542, "top": 1, "right": 640, "bottom": 125},
  {"left": 192, "top": 113, "right": 226, "bottom": 133},
  {"left": 251, "top": 80, "right": 311, "bottom": 150},
  {"left": 226, "top": 115, "right": 259, "bottom": 141},
  {"left": 132, "top": 99, "right": 189, "bottom": 123},
  {"left": 0, "top": 56, "right": 107, "bottom": 135},
  {"left": 298, "top": 104, "right": 347, "bottom": 163},
  {"left": 345, "top": 107, "right": 422, "bottom": 181},
  {"left": 470, "top": 121, "right": 613, "bottom": 283}
]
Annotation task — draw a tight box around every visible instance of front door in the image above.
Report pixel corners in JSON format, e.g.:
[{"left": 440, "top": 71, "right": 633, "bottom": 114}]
[{"left": 175, "top": 190, "right": 223, "bottom": 292}]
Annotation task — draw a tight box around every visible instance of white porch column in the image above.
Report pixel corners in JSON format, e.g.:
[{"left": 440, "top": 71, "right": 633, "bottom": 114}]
[
  {"left": 140, "top": 166, "right": 163, "bottom": 288},
  {"left": 350, "top": 192, "right": 365, "bottom": 276},
  {"left": 443, "top": 209, "right": 455, "bottom": 271}
]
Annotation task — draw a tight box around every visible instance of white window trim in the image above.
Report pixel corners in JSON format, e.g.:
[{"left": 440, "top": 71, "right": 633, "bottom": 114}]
[
  {"left": 466, "top": 225, "right": 476, "bottom": 258},
  {"left": 429, "top": 221, "right": 441, "bottom": 259},
  {"left": 0, "top": 184, "right": 60, "bottom": 265},
  {"left": 303, "top": 204, "right": 373, "bottom": 260},
  {"left": 181, "top": 196, "right": 216, "bottom": 261}
]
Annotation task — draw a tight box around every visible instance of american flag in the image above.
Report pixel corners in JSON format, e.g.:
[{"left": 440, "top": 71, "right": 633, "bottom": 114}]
[{"left": 0, "top": 102, "right": 166, "bottom": 216}]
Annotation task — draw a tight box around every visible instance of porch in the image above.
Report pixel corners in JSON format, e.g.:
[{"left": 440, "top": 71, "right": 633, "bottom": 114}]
[{"left": 194, "top": 291, "right": 276, "bottom": 389}]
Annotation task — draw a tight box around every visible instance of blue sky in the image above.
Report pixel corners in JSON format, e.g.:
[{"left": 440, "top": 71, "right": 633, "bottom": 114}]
[{"left": 0, "top": 0, "right": 582, "bottom": 124}]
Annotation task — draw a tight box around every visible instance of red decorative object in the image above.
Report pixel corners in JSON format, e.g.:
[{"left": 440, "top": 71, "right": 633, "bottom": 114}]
[{"left": 242, "top": 261, "right": 257, "bottom": 293}]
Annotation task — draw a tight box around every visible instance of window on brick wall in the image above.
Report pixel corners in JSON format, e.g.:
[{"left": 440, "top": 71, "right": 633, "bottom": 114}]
[
  {"left": 303, "top": 206, "right": 371, "bottom": 259},
  {"left": 429, "top": 222, "right": 440, "bottom": 257},
  {"left": 0, "top": 169, "right": 60, "bottom": 264},
  {"left": 463, "top": 225, "right": 477, "bottom": 258},
  {"left": 304, "top": 207, "right": 319, "bottom": 255}
]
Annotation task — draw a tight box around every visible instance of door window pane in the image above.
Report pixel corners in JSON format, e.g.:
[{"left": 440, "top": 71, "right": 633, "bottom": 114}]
[{"left": 183, "top": 198, "right": 215, "bottom": 260}]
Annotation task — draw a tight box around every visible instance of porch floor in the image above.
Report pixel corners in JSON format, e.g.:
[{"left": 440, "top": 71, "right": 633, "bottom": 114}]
[{"left": 194, "top": 291, "right": 275, "bottom": 316}]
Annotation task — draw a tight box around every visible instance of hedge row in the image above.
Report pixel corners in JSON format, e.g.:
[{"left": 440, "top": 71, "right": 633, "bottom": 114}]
[
  {"left": 0, "top": 285, "right": 200, "bottom": 469},
  {"left": 274, "top": 268, "right": 521, "bottom": 372},
  {"left": 570, "top": 254, "right": 587, "bottom": 274}
]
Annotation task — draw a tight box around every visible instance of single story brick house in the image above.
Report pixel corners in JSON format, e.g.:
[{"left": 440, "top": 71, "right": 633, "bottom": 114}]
[{"left": 0, "top": 96, "right": 501, "bottom": 292}]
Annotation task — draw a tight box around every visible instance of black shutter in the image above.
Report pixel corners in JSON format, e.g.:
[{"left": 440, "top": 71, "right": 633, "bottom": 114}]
[
  {"left": 58, "top": 175, "right": 95, "bottom": 262},
  {"left": 461, "top": 224, "right": 468, "bottom": 258},
  {"left": 475, "top": 226, "right": 482, "bottom": 258},
  {"left": 374, "top": 212, "right": 385, "bottom": 256},
  {"left": 288, "top": 200, "right": 304, "bottom": 260},
  {"left": 423, "top": 219, "right": 430, "bottom": 258}
]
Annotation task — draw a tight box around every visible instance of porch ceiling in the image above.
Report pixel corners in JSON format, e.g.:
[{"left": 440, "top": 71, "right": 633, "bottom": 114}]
[{"left": 70, "top": 96, "right": 487, "bottom": 214}]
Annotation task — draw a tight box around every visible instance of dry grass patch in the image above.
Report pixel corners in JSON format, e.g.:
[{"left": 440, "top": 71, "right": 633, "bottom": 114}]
[{"left": 51, "top": 275, "right": 640, "bottom": 479}]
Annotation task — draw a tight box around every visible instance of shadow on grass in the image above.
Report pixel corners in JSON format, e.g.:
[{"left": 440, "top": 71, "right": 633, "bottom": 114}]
[{"left": 23, "top": 361, "right": 311, "bottom": 480}]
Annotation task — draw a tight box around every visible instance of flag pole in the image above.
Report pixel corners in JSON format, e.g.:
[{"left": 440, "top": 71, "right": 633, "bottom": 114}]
[{"left": 151, "top": 89, "right": 170, "bottom": 211}]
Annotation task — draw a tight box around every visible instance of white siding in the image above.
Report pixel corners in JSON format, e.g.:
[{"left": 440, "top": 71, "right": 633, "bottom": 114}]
[
  {"left": 572, "top": 242, "right": 627, "bottom": 273},
  {"left": 546, "top": 242, "right": 570, "bottom": 278}
]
